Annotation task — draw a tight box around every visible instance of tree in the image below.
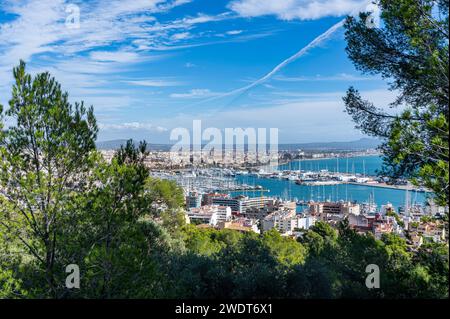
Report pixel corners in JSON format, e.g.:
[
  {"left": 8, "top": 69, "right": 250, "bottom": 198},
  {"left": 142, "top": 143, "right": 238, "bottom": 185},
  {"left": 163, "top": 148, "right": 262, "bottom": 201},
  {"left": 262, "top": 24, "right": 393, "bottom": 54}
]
[
  {"left": 73, "top": 140, "right": 184, "bottom": 298},
  {"left": 262, "top": 229, "right": 305, "bottom": 267},
  {"left": 146, "top": 178, "right": 185, "bottom": 210},
  {"left": 0, "top": 61, "right": 98, "bottom": 297},
  {"left": 343, "top": 0, "right": 449, "bottom": 205},
  {"left": 295, "top": 221, "right": 448, "bottom": 298},
  {"left": 0, "top": 63, "right": 188, "bottom": 297}
]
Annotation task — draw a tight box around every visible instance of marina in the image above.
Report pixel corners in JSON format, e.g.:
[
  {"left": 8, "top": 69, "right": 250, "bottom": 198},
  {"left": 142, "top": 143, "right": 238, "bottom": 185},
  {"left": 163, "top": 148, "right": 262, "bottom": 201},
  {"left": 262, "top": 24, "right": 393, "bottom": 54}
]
[
  {"left": 152, "top": 155, "right": 429, "bottom": 211},
  {"left": 232, "top": 175, "right": 427, "bottom": 212},
  {"left": 150, "top": 169, "right": 268, "bottom": 193}
]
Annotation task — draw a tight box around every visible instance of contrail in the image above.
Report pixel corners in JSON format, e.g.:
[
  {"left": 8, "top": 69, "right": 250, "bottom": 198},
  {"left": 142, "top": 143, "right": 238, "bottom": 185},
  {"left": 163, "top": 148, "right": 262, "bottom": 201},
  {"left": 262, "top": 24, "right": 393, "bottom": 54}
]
[{"left": 196, "top": 18, "right": 346, "bottom": 106}]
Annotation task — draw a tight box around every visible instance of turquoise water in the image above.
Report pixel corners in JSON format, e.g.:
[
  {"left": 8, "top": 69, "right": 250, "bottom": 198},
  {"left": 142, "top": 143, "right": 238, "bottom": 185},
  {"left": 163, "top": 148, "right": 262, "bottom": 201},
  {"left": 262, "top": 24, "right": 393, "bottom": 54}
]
[
  {"left": 232, "top": 156, "right": 427, "bottom": 211},
  {"left": 278, "top": 155, "right": 384, "bottom": 176}
]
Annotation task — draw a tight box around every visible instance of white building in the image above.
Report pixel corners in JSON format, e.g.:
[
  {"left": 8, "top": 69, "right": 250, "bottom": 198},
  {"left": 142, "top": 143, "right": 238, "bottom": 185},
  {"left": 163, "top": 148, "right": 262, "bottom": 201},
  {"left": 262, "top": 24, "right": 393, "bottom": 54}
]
[
  {"left": 187, "top": 205, "right": 231, "bottom": 226},
  {"left": 295, "top": 215, "right": 316, "bottom": 230},
  {"left": 187, "top": 206, "right": 219, "bottom": 226},
  {"left": 309, "top": 201, "right": 360, "bottom": 217},
  {"left": 262, "top": 209, "right": 295, "bottom": 233},
  {"left": 216, "top": 206, "right": 232, "bottom": 223}
]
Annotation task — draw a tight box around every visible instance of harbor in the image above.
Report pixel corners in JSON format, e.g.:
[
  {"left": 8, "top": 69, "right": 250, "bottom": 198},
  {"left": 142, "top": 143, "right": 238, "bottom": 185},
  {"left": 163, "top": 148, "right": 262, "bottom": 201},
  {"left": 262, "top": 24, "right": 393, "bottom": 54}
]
[
  {"left": 150, "top": 169, "right": 269, "bottom": 193},
  {"left": 151, "top": 155, "right": 429, "bottom": 211}
]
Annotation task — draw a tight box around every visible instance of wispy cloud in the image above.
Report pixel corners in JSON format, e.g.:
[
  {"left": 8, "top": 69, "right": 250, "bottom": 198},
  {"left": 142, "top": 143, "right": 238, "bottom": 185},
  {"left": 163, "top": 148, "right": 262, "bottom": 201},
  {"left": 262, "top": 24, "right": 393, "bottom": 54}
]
[
  {"left": 176, "top": 12, "right": 233, "bottom": 25},
  {"left": 0, "top": 1, "right": 226, "bottom": 72},
  {"left": 171, "top": 32, "right": 191, "bottom": 41},
  {"left": 226, "top": 30, "right": 243, "bottom": 35},
  {"left": 228, "top": 0, "right": 368, "bottom": 20},
  {"left": 170, "top": 89, "right": 220, "bottom": 98}
]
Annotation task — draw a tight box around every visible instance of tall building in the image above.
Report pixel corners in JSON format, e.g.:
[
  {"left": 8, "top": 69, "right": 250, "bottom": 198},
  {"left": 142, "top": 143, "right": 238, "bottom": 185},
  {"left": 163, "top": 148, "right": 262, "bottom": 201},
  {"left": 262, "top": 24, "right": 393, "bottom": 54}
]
[
  {"left": 239, "top": 196, "right": 276, "bottom": 215},
  {"left": 211, "top": 196, "right": 241, "bottom": 213}
]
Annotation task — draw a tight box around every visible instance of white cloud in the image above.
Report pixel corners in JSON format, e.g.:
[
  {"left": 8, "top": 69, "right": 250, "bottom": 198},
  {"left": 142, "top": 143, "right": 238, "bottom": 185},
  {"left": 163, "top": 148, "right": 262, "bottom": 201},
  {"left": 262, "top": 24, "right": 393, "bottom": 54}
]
[
  {"left": 0, "top": 0, "right": 202, "bottom": 69},
  {"left": 228, "top": 0, "right": 368, "bottom": 20},
  {"left": 226, "top": 30, "right": 243, "bottom": 35},
  {"left": 0, "top": 1, "right": 162, "bottom": 84},
  {"left": 147, "top": 30, "right": 274, "bottom": 51},
  {"left": 0, "top": 0, "right": 243, "bottom": 99},
  {"left": 178, "top": 12, "right": 233, "bottom": 25},
  {"left": 170, "top": 89, "right": 219, "bottom": 98},
  {"left": 0, "top": 0, "right": 65, "bottom": 66},
  {"left": 171, "top": 32, "right": 191, "bottom": 40}
]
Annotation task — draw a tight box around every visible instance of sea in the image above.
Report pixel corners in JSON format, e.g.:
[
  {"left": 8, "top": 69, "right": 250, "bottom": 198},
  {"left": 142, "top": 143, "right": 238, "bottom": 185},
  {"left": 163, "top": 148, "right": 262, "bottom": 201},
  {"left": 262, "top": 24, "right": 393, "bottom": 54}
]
[{"left": 231, "top": 155, "right": 427, "bottom": 211}]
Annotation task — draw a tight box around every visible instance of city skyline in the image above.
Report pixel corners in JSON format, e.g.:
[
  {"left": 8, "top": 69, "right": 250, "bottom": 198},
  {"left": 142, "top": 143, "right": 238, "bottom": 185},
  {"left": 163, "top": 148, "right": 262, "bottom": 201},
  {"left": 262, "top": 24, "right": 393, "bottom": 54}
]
[{"left": 0, "top": 0, "right": 393, "bottom": 143}]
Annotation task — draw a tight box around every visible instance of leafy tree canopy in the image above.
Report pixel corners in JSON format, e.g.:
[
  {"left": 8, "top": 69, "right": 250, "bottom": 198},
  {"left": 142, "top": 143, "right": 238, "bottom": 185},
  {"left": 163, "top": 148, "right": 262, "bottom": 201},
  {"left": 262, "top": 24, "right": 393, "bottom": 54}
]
[{"left": 343, "top": 0, "right": 449, "bottom": 205}]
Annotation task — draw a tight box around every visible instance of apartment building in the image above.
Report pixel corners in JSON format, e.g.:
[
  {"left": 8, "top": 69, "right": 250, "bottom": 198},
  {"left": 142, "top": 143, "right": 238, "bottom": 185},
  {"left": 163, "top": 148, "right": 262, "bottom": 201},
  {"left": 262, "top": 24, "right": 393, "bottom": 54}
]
[
  {"left": 205, "top": 193, "right": 276, "bottom": 215},
  {"left": 242, "top": 199, "right": 295, "bottom": 220},
  {"left": 309, "top": 201, "right": 360, "bottom": 216}
]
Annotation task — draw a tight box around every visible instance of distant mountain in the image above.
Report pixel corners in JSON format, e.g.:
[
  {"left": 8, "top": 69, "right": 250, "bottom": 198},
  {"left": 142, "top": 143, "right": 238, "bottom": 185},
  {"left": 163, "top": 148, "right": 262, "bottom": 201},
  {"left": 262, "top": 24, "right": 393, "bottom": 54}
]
[
  {"left": 96, "top": 138, "right": 381, "bottom": 151},
  {"left": 278, "top": 138, "right": 381, "bottom": 151}
]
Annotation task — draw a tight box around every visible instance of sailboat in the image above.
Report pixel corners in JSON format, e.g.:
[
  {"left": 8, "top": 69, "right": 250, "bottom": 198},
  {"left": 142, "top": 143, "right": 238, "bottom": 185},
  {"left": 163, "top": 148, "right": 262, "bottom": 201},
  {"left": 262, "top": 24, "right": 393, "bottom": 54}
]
[{"left": 361, "top": 190, "right": 377, "bottom": 214}]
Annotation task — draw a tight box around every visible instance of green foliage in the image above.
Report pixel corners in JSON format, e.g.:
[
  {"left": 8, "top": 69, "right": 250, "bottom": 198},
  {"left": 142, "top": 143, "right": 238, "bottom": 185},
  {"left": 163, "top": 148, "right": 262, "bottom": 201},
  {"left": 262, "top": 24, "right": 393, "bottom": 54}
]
[
  {"left": 0, "top": 269, "right": 26, "bottom": 298},
  {"left": 146, "top": 178, "right": 185, "bottom": 210},
  {"left": 0, "top": 60, "right": 98, "bottom": 297},
  {"left": 262, "top": 229, "right": 306, "bottom": 267},
  {"left": 294, "top": 221, "right": 448, "bottom": 298},
  {"left": 343, "top": 0, "right": 449, "bottom": 206},
  {"left": 182, "top": 225, "right": 231, "bottom": 256},
  {"left": 420, "top": 215, "right": 433, "bottom": 223},
  {"left": 166, "top": 226, "right": 292, "bottom": 298}
]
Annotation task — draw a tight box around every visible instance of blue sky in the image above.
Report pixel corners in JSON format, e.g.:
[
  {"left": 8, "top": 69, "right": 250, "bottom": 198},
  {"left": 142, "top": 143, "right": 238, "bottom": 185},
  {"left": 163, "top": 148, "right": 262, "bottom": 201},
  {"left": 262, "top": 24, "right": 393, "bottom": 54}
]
[{"left": 0, "top": 0, "right": 392, "bottom": 143}]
